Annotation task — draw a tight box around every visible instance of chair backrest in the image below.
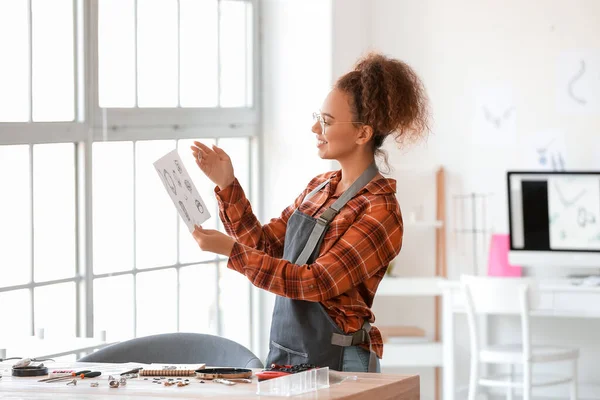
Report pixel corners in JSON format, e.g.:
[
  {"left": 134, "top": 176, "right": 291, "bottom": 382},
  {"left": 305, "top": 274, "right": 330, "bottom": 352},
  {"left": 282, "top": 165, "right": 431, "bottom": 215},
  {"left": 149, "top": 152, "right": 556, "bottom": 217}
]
[
  {"left": 461, "top": 275, "right": 539, "bottom": 315},
  {"left": 461, "top": 275, "right": 538, "bottom": 360},
  {"left": 77, "top": 333, "right": 264, "bottom": 368}
]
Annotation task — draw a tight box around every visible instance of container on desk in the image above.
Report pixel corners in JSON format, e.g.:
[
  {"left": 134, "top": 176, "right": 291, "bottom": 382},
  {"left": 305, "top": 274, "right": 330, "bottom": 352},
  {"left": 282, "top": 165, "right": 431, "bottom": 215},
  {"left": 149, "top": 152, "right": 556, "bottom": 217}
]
[{"left": 256, "top": 367, "right": 329, "bottom": 397}]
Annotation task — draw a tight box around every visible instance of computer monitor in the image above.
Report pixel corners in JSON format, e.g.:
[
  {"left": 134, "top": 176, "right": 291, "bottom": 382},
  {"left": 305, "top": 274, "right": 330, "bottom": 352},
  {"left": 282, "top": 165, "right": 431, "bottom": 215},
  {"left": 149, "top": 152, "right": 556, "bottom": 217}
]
[{"left": 507, "top": 171, "right": 600, "bottom": 268}]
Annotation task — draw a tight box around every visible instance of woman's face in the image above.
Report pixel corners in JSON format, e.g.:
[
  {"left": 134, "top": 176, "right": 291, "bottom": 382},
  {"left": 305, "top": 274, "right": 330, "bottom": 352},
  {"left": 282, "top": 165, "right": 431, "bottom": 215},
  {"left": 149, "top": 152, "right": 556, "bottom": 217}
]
[{"left": 312, "top": 89, "right": 367, "bottom": 161}]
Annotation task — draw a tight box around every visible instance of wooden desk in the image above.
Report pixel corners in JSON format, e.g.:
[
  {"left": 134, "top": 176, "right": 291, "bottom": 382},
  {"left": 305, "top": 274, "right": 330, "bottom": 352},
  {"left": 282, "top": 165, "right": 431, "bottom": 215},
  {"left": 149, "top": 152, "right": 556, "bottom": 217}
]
[{"left": 0, "top": 362, "right": 419, "bottom": 399}]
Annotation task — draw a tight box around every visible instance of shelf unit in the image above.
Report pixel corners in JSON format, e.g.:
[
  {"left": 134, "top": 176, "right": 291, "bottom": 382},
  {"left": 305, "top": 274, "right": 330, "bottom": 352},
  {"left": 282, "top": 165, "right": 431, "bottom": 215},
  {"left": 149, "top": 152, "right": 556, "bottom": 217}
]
[{"left": 379, "top": 167, "right": 447, "bottom": 400}]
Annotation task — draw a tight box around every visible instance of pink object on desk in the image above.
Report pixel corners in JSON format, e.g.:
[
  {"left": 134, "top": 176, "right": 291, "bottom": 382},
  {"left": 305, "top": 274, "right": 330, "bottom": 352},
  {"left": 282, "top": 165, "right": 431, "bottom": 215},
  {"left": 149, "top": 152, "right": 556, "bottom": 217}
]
[{"left": 487, "top": 234, "right": 522, "bottom": 277}]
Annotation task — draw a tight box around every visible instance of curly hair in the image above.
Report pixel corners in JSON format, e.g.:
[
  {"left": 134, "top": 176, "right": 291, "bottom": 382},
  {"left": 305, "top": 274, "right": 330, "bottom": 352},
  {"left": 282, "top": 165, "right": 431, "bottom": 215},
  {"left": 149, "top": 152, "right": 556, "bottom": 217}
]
[{"left": 334, "top": 52, "right": 430, "bottom": 169}]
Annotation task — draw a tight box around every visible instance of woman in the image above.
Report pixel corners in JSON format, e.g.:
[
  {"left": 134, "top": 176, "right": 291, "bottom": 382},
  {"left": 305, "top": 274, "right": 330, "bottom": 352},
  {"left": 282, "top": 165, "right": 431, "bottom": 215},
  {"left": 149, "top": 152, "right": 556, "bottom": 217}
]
[{"left": 190, "top": 52, "right": 429, "bottom": 373}]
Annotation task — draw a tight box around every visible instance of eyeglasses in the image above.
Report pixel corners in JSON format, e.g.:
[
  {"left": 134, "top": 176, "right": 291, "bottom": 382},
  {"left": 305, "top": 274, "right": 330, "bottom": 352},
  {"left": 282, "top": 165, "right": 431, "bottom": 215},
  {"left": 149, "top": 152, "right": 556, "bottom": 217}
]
[{"left": 312, "top": 112, "right": 364, "bottom": 134}]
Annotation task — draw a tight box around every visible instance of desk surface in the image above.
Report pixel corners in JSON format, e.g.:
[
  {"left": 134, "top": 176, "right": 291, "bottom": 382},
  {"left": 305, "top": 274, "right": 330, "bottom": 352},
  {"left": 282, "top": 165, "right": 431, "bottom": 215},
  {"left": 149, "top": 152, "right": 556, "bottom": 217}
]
[{"left": 0, "top": 362, "right": 419, "bottom": 400}]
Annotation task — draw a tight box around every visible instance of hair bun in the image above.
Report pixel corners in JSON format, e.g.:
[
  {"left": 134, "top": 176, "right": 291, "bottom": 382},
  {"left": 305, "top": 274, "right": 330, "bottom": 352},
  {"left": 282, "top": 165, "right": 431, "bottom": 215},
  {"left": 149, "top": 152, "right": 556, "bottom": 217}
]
[{"left": 336, "top": 51, "right": 430, "bottom": 148}]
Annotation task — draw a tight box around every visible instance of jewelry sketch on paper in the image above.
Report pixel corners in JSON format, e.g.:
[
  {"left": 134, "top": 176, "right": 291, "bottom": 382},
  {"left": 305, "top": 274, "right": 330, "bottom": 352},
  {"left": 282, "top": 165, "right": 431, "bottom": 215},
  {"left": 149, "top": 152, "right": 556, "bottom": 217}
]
[
  {"left": 178, "top": 201, "right": 191, "bottom": 222},
  {"left": 472, "top": 85, "right": 517, "bottom": 146},
  {"left": 195, "top": 199, "right": 204, "bottom": 214},
  {"left": 518, "top": 131, "right": 569, "bottom": 172},
  {"left": 163, "top": 170, "right": 177, "bottom": 195},
  {"left": 557, "top": 50, "right": 600, "bottom": 113},
  {"left": 154, "top": 150, "right": 211, "bottom": 232},
  {"left": 173, "top": 169, "right": 182, "bottom": 188},
  {"left": 567, "top": 60, "right": 587, "bottom": 105},
  {"left": 483, "top": 106, "right": 515, "bottom": 129},
  {"left": 174, "top": 159, "right": 183, "bottom": 174},
  {"left": 535, "top": 137, "right": 566, "bottom": 171}
]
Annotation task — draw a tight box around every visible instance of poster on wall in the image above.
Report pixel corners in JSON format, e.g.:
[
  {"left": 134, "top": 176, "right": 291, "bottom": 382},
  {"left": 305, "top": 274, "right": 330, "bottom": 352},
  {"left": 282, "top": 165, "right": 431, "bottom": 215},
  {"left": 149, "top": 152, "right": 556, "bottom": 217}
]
[
  {"left": 154, "top": 149, "right": 211, "bottom": 232},
  {"left": 548, "top": 175, "right": 600, "bottom": 250},
  {"left": 471, "top": 84, "right": 517, "bottom": 147},
  {"left": 556, "top": 50, "right": 600, "bottom": 114},
  {"left": 517, "top": 130, "right": 568, "bottom": 171}
]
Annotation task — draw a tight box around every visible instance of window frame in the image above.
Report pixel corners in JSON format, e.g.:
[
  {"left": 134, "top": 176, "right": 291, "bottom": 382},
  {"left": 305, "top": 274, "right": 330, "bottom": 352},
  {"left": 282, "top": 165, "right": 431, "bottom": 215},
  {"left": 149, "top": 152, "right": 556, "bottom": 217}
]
[
  {"left": 0, "top": 0, "right": 262, "bottom": 354},
  {"left": 87, "top": 0, "right": 259, "bottom": 141}
]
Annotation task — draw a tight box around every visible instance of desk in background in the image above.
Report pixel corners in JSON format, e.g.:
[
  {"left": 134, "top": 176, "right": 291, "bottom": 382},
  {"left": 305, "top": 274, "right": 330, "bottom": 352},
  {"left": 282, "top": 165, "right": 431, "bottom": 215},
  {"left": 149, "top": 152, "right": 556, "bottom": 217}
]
[{"left": 441, "top": 279, "right": 600, "bottom": 400}]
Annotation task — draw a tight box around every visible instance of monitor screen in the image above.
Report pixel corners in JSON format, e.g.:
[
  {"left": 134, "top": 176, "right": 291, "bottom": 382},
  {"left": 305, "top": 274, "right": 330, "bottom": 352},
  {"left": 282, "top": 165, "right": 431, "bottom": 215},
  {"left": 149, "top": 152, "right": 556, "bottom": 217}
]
[{"left": 508, "top": 172, "right": 600, "bottom": 253}]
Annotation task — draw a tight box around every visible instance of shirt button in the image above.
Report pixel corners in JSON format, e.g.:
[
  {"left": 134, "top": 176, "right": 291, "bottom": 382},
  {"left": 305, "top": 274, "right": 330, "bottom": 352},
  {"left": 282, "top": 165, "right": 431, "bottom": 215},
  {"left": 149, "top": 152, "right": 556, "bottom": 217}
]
[{"left": 309, "top": 285, "right": 314, "bottom": 289}]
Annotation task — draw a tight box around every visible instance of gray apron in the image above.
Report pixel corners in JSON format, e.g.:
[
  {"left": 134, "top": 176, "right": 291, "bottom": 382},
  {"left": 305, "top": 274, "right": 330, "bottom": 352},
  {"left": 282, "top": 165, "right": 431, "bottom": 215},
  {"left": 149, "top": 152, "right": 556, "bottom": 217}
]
[{"left": 265, "top": 163, "right": 379, "bottom": 372}]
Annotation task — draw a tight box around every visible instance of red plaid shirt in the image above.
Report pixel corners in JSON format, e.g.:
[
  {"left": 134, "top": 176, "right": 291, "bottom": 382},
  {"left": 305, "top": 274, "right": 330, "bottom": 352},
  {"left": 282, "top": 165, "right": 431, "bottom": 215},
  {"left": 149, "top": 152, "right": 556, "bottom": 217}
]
[{"left": 215, "top": 169, "right": 403, "bottom": 359}]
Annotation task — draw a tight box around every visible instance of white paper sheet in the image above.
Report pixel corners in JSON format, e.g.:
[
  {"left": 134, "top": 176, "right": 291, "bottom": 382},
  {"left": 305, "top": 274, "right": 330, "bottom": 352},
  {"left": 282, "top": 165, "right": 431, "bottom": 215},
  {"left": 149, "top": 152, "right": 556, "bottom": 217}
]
[
  {"left": 154, "top": 149, "right": 211, "bottom": 232},
  {"left": 471, "top": 84, "right": 517, "bottom": 147},
  {"left": 517, "top": 130, "right": 568, "bottom": 171}
]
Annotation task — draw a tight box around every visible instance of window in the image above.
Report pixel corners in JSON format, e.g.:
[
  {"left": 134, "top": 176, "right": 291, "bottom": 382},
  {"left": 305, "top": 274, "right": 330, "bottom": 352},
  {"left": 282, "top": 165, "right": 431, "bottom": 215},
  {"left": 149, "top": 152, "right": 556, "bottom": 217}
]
[
  {"left": 0, "top": 0, "right": 259, "bottom": 355},
  {"left": 0, "top": 0, "right": 77, "bottom": 122},
  {"left": 98, "top": 0, "right": 252, "bottom": 109}
]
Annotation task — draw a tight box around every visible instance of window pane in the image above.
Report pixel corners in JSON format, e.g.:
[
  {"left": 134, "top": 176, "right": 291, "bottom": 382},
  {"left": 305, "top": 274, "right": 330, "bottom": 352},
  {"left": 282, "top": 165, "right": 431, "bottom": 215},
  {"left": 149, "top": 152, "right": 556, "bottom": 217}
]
[
  {"left": 0, "top": 146, "right": 31, "bottom": 287},
  {"left": 220, "top": 0, "right": 250, "bottom": 107},
  {"left": 245, "top": 2, "right": 253, "bottom": 107},
  {"left": 0, "top": 290, "right": 31, "bottom": 338},
  {"left": 32, "top": 0, "right": 74, "bottom": 121},
  {"left": 33, "top": 143, "right": 76, "bottom": 282},
  {"left": 93, "top": 142, "right": 134, "bottom": 274},
  {"left": 94, "top": 275, "right": 134, "bottom": 341},
  {"left": 0, "top": 0, "right": 28, "bottom": 121},
  {"left": 34, "top": 282, "right": 76, "bottom": 338},
  {"left": 135, "top": 140, "right": 177, "bottom": 269},
  {"left": 98, "top": 0, "right": 136, "bottom": 108},
  {"left": 179, "top": 0, "right": 218, "bottom": 107},
  {"left": 137, "top": 0, "right": 178, "bottom": 107},
  {"left": 136, "top": 269, "right": 177, "bottom": 336},
  {"left": 219, "top": 262, "right": 250, "bottom": 349},
  {"left": 179, "top": 264, "right": 218, "bottom": 334},
  {"left": 217, "top": 137, "right": 250, "bottom": 195},
  {"left": 177, "top": 139, "right": 217, "bottom": 263}
]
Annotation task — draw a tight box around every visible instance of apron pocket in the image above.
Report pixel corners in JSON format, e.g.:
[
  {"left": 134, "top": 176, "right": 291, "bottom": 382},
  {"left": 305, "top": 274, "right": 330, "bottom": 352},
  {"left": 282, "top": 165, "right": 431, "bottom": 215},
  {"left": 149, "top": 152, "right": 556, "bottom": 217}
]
[{"left": 270, "top": 341, "right": 309, "bottom": 365}]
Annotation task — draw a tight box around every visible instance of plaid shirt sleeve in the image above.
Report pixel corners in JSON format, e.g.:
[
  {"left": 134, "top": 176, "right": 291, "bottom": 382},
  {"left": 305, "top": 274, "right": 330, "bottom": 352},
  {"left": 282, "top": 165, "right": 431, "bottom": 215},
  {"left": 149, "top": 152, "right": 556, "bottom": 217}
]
[
  {"left": 215, "top": 178, "right": 310, "bottom": 258},
  {"left": 227, "top": 204, "right": 403, "bottom": 302}
]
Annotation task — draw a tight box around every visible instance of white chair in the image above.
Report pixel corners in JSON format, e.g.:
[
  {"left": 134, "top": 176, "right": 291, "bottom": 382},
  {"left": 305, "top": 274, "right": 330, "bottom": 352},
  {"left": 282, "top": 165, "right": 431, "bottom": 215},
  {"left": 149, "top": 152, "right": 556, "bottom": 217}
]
[{"left": 461, "top": 275, "right": 579, "bottom": 400}]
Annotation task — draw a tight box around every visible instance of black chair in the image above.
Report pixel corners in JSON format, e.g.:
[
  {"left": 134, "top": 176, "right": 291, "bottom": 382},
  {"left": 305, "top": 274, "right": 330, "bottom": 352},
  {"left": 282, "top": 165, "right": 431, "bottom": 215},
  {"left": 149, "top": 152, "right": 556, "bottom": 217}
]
[{"left": 78, "top": 332, "right": 263, "bottom": 368}]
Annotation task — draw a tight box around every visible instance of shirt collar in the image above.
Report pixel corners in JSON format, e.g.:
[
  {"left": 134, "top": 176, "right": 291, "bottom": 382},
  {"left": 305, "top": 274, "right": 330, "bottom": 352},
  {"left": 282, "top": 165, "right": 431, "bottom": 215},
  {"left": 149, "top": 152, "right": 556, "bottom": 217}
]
[{"left": 328, "top": 169, "right": 396, "bottom": 196}]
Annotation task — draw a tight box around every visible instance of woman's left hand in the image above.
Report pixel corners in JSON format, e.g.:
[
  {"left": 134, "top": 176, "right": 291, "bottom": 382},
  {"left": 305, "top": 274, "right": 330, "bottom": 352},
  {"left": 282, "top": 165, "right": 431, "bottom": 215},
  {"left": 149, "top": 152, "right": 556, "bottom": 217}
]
[{"left": 192, "top": 225, "right": 236, "bottom": 257}]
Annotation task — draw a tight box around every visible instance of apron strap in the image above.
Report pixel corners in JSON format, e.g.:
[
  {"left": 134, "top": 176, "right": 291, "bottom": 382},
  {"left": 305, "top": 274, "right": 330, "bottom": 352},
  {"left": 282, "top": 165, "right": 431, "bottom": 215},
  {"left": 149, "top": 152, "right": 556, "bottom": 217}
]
[
  {"left": 294, "top": 163, "right": 379, "bottom": 266},
  {"left": 330, "top": 321, "right": 378, "bottom": 372}
]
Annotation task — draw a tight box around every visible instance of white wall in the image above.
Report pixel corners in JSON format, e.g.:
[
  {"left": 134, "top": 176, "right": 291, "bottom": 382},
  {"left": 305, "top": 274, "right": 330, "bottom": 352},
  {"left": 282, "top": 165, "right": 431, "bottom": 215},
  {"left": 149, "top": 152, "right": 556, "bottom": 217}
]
[
  {"left": 365, "top": 0, "right": 600, "bottom": 398},
  {"left": 258, "top": 0, "right": 333, "bottom": 361}
]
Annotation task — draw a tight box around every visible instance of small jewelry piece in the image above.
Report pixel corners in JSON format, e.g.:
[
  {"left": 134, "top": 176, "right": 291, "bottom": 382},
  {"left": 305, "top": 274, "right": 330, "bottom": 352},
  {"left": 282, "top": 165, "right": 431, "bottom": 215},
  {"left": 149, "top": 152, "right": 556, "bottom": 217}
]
[
  {"left": 66, "top": 379, "right": 77, "bottom": 386},
  {"left": 119, "top": 377, "right": 127, "bottom": 386},
  {"left": 109, "top": 379, "right": 120, "bottom": 388},
  {"left": 90, "top": 382, "right": 99, "bottom": 387},
  {"left": 164, "top": 381, "right": 174, "bottom": 387},
  {"left": 214, "top": 378, "right": 236, "bottom": 386}
]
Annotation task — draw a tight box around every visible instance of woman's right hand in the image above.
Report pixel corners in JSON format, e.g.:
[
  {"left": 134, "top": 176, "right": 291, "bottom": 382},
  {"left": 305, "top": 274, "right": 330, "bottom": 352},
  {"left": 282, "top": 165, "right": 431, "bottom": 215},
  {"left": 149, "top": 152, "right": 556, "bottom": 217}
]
[{"left": 191, "top": 141, "right": 235, "bottom": 190}]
